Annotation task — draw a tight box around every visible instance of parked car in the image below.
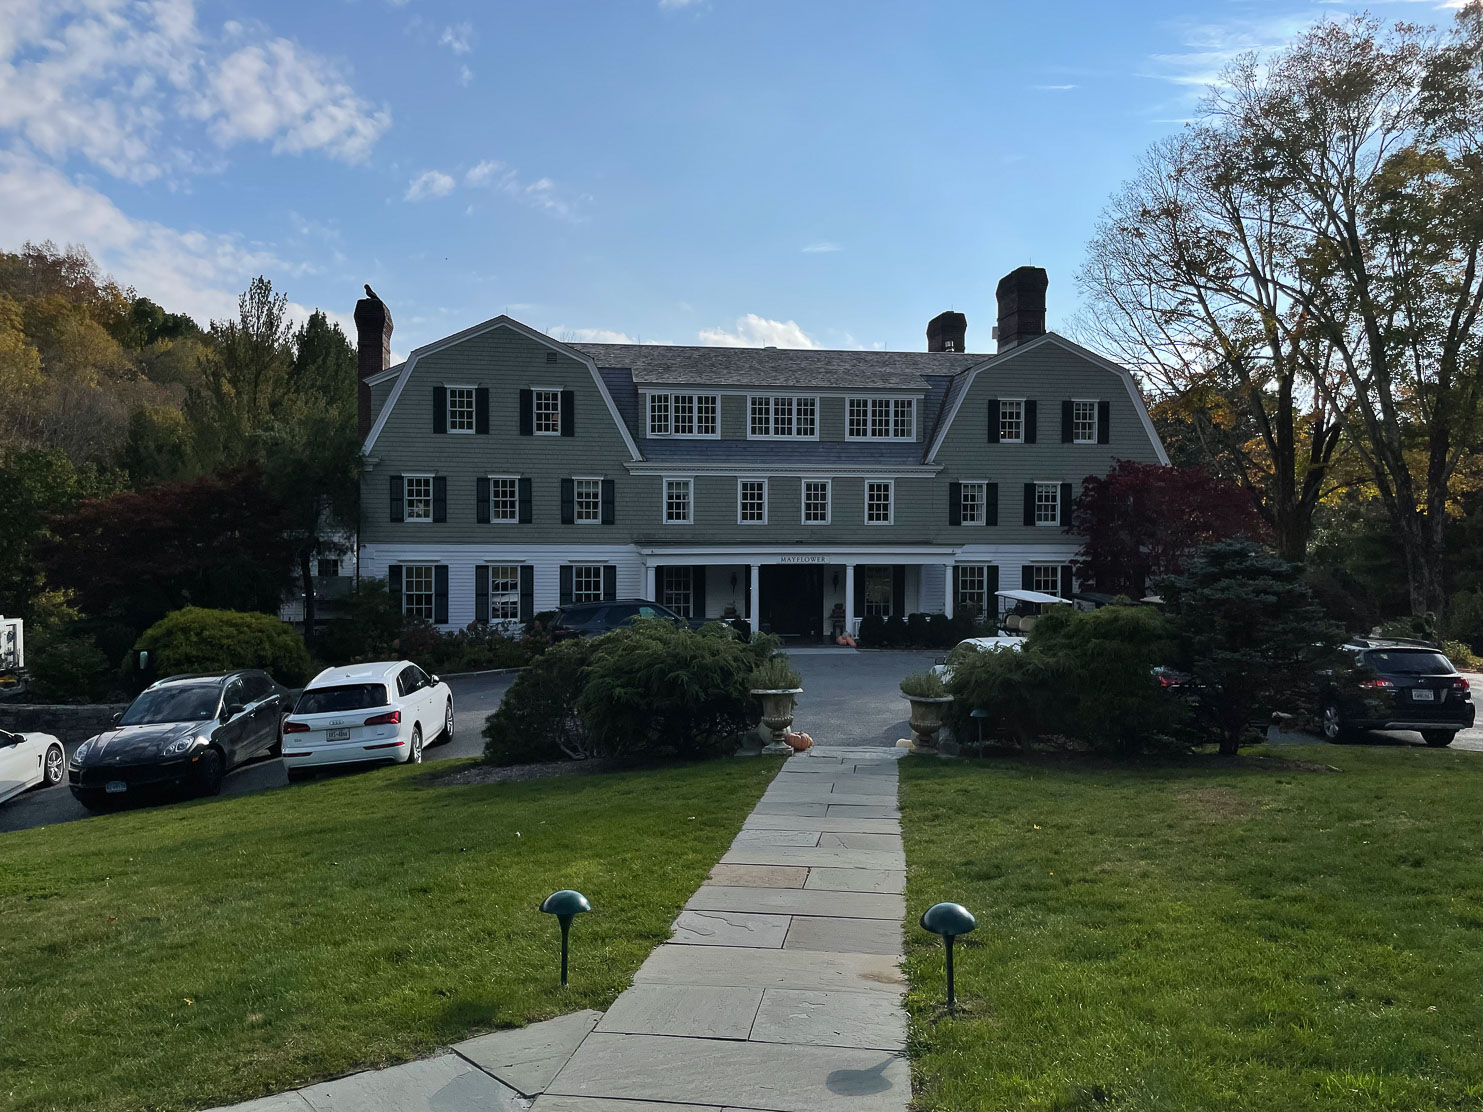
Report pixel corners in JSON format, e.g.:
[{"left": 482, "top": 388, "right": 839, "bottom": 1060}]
[
  {"left": 281, "top": 661, "right": 453, "bottom": 781},
  {"left": 549, "top": 598, "right": 690, "bottom": 641},
  {"left": 930, "top": 635, "right": 1026, "bottom": 682},
  {"left": 0, "top": 728, "right": 65, "bottom": 804},
  {"left": 68, "top": 671, "right": 291, "bottom": 810},
  {"left": 1320, "top": 639, "right": 1475, "bottom": 747}
]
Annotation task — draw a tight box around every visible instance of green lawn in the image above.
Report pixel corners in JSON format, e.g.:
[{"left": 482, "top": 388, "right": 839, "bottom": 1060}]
[
  {"left": 900, "top": 744, "right": 1483, "bottom": 1112},
  {"left": 0, "top": 758, "right": 776, "bottom": 1112}
]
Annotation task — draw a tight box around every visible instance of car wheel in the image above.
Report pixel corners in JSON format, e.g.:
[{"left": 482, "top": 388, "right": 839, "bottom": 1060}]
[
  {"left": 1421, "top": 730, "right": 1457, "bottom": 748},
  {"left": 286, "top": 768, "right": 312, "bottom": 783},
  {"left": 1321, "top": 700, "right": 1352, "bottom": 743},
  {"left": 409, "top": 726, "right": 423, "bottom": 765},
  {"left": 441, "top": 701, "right": 455, "bottom": 744},
  {"left": 268, "top": 715, "right": 285, "bottom": 758},
  {"left": 43, "top": 744, "right": 65, "bottom": 786},
  {"left": 195, "top": 747, "right": 226, "bottom": 796}
]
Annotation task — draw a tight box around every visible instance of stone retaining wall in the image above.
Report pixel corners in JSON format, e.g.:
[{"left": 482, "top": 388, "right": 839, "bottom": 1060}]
[{"left": 0, "top": 703, "right": 129, "bottom": 743}]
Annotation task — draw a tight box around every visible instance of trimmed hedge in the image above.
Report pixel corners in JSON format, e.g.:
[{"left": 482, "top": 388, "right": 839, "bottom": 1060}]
[{"left": 133, "top": 607, "right": 313, "bottom": 686}]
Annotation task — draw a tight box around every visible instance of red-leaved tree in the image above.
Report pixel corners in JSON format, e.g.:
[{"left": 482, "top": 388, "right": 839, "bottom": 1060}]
[{"left": 1070, "top": 461, "right": 1267, "bottom": 596}]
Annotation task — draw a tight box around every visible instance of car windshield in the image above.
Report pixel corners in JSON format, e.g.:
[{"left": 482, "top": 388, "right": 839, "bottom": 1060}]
[
  {"left": 120, "top": 685, "right": 220, "bottom": 725},
  {"left": 1365, "top": 650, "right": 1454, "bottom": 675},
  {"left": 295, "top": 684, "right": 389, "bottom": 714}
]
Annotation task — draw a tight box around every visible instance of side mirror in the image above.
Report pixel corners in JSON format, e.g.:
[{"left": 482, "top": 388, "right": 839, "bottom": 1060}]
[
  {"left": 428, "top": 675, "right": 440, "bottom": 687},
  {"left": 223, "top": 703, "right": 245, "bottom": 720},
  {"left": 934, "top": 656, "right": 948, "bottom": 667},
  {"left": 111, "top": 711, "right": 123, "bottom": 725}
]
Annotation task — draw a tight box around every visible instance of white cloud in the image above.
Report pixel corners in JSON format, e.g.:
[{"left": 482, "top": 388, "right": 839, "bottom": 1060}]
[
  {"left": 439, "top": 22, "right": 474, "bottom": 54},
  {"left": 465, "top": 158, "right": 586, "bottom": 221},
  {"left": 699, "top": 314, "right": 820, "bottom": 349},
  {"left": 658, "top": 0, "right": 706, "bottom": 8},
  {"left": 556, "top": 327, "right": 641, "bottom": 344},
  {"left": 458, "top": 64, "right": 473, "bottom": 87},
  {"left": 405, "top": 169, "right": 456, "bottom": 201},
  {"left": 801, "top": 241, "right": 842, "bottom": 253},
  {"left": 1032, "top": 83, "right": 1079, "bottom": 91}
]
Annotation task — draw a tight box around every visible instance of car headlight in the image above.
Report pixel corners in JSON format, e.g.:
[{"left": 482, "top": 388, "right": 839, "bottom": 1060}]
[
  {"left": 162, "top": 736, "right": 198, "bottom": 757},
  {"left": 72, "top": 738, "right": 95, "bottom": 763}
]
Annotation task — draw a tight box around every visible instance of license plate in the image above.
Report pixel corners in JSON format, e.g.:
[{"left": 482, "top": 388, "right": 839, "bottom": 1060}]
[
  {"left": 1411, "top": 688, "right": 1435, "bottom": 702},
  {"left": 327, "top": 727, "right": 351, "bottom": 741},
  {"left": 105, "top": 781, "right": 127, "bottom": 794}
]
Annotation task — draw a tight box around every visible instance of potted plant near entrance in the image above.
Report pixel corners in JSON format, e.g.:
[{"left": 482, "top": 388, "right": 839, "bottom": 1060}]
[
  {"left": 900, "top": 670, "right": 953, "bottom": 752},
  {"left": 750, "top": 654, "right": 804, "bottom": 755}
]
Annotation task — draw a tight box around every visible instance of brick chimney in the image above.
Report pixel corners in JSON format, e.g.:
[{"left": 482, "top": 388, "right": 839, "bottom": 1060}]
[
  {"left": 926, "top": 311, "right": 967, "bottom": 353},
  {"left": 355, "top": 288, "right": 393, "bottom": 441},
  {"left": 995, "top": 266, "right": 1047, "bottom": 352}
]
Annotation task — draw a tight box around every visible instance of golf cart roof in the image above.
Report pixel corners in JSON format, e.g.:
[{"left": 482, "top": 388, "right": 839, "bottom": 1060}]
[{"left": 995, "top": 589, "right": 1071, "bottom": 606}]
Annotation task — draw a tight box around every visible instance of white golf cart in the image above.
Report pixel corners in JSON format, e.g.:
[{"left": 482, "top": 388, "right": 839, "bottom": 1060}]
[{"left": 995, "top": 588, "right": 1073, "bottom": 635}]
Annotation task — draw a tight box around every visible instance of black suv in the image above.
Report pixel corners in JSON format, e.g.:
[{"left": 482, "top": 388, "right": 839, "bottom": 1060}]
[
  {"left": 549, "top": 599, "right": 689, "bottom": 641},
  {"left": 1320, "top": 639, "right": 1474, "bottom": 747}
]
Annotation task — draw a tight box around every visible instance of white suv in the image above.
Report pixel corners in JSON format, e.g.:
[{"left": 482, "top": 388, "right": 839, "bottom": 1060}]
[{"left": 282, "top": 661, "right": 454, "bottom": 781}]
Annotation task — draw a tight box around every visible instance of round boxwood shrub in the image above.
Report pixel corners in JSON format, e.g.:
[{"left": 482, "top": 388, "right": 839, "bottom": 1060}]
[
  {"left": 483, "top": 636, "right": 596, "bottom": 765},
  {"left": 132, "top": 607, "right": 313, "bottom": 686}
]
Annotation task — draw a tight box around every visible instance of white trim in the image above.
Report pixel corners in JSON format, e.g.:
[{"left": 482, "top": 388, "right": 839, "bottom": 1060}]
[
  {"left": 959, "top": 479, "right": 989, "bottom": 526},
  {"left": 845, "top": 396, "right": 917, "bottom": 441},
  {"left": 737, "top": 477, "right": 769, "bottom": 525},
  {"left": 364, "top": 362, "right": 404, "bottom": 387},
  {"left": 642, "top": 390, "right": 721, "bottom": 439},
  {"left": 572, "top": 475, "right": 604, "bottom": 526},
  {"left": 402, "top": 472, "right": 435, "bottom": 523},
  {"left": 1071, "top": 397, "right": 1098, "bottom": 444},
  {"left": 487, "top": 473, "right": 521, "bottom": 523},
  {"left": 1032, "top": 480, "right": 1060, "bottom": 527},
  {"left": 362, "top": 315, "right": 643, "bottom": 461},
  {"left": 625, "top": 464, "right": 940, "bottom": 477},
  {"left": 445, "top": 383, "right": 477, "bottom": 435},
  {"left": 746, "top": 394, "right": 821, "bottom": 441},
  {"left": 864, "top": 478, "right": 894, "bottom": 526},
  {"left": 662, "top": 476, "right": 694, "bottom": 525},
  {"left": 925, "top": 332, "right": 1170, "bottom": 466},
  {"left": 532, "top": 387, "right": 563, "bottom": 437},
  {"left": 801, "top": 478, "right": 832, "bottom": 526},
  {"left": 641, "top": 386, "right": 927, "bottom": 401},
  {"left": 997, "top": 397, "right": 1026, "bottom": 444}
]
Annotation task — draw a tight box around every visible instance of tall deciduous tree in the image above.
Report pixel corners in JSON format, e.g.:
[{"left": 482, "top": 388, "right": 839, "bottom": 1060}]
[{"left": 190, "top": 276, "right": 297, "bottom": 465}]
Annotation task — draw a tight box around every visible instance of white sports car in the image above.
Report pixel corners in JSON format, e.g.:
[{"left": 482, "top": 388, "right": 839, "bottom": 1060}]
[{"left": 0, "top": 728, "right": 66, "bottom": 804}]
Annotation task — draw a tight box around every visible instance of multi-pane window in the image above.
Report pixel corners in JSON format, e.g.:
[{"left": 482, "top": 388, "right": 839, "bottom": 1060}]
[
  {"left": 866, "top": 480, "right": 893, "bottom": 524},
  {"left": 574, "top": 478, "right": 602, "bottom": 523},
  {"left": 739, "top": 480, "right": 767, "bottom": 524},
  {"left": 317, "top": 557, "right": 341, "bottom": 578},
  {"left": 402, "top": 565, "right": 435, "bottom": 620},
  {"left": 648, "top": 393, "right": 718, "bottom": 437},
  {"left": 956, "top": 564, "right": 988, "bottom": 617},
  {"left": 534, "top": 390, "right": 561, "bottom": 435},
  {"left": 572, "top": 564, "right": 604, "bottom": 603},
  {"left": 1034, "top": 482, "right": 1060, "bottom": 526},
  {"left": 661, "top": 566, "right": 693, "bottom": 617},
  {"left": 862, "top": 566, "right": 893, "bottom": 617},
  {"left": 1073, "top": 399, "right": 1097, "bottom": 443},
  {"left": 960, "top": 482, "right": 986, "bottom": 525},
  {"left": 447, "top": 386, "right": 475, "bottom": 433},
  {"left": 999, "top": 399, "right": 1025, "bottom": 443},
  {"left": 848, "top": 398, "right": 914, "bottom": 440},
  {"left": 749, "top": 396, "right": 816, "bottom": 438},
  {"left": 803, "top": 480, "right": 830, "bottom": 524},
  {"left": 489, "top": 565, "right": 520, "bottom": 620},
  {"left": 404, "top": 476, "right": 433, "bottom": 522},
  {"left": 490, "top": 477, "right": 519, "bottom": 522},
  {"left": 1030, "top": 565, "right": 1063, "bottom": 595},
  {"left": 664, "top": 479, "right": 692, "bottom": 524}
]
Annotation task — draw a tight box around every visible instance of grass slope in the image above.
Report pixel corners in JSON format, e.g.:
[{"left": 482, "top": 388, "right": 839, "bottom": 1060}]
[
  {"left": 0, "top": 758, "right": 776, "bottom": 1112},
  {"left": 900, "top": 744, "right": 1483, "bottom": 1112}
]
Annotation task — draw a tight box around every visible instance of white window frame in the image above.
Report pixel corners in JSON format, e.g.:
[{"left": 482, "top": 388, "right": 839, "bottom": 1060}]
[
  {"left": 646, "top": 392, "right": 719, "bottom": 438},
  {"left": 747, "top": 395, "right": 819, "bottom": 440},
  {"left": 533, "top": 388, "right": 562, "bottom": 436},
  {"left": 846, "top": 397, "right": 916, "bottom": 441},
  {"left": 489, "top": 474, "right": 520, "bottom": 523},
  {"left": 1034, "top": 482, "right": 1060, "bottom": 527},
  {"left": 663, "top": 477, "right": 693, "bottom": 525},
  {"left": 572, "top": 564, "right": 605, "bottom": 603},
  {"left": 401, "top": 563, "right": 436, "bottom": 620},
  {"left": 403, "top": 473, "right": 434, "bottom": 523},
  {"left": 802, "top": 478, "right": 832, "bottom": 525},
  {"left": 660, "top": 566, "right": 694, "bottom": 617},
  {"left": 1072, "top": 398, "right": 1098, "bottom": 444},
  {"left": 956, "top": 564, "right": 989, "bottom": 616},
  {"left": 960, "top": 480, "right": 987, "bottom": 525},
  {"left": 865, "top": 479, "right": 894, "bottom": 525},
  {"left": 648, "top": 392, "right": 670, "bottom": 436},
  {"left": 1030, "top": 564, "right": 1063, "bottom": 595},
  {"left": 999, "top": 398, "right": 1025, "bottom": 444},
  {"left": 488, "top": 564, "right": 521, "bottom": 620},
  {"left": 573, "top": 476, "right": 603, "bottom": 525},
  {"left": 446, "top": 384, "right": 476, "bottom": 434},
  {"left": 738, "top": 478, "right": 768, "bottom": 525}
]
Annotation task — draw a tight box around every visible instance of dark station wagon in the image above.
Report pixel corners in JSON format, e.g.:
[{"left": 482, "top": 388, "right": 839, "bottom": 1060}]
[{"left": 1320, "top": 639, "right": 1475, "bottom": 747}]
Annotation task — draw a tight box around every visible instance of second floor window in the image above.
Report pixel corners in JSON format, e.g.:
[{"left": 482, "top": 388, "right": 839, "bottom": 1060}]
[
  {"left": 665, "top": 479, "right": 692, "bottom": 524},
  {"left": 739, "top": 480, "right": 767, "bottom": 524},
  {"left": 404, "top": 476, "right": 433, "bottom": 522},
  {"left": 534, "top": 390, "right": 561, "bottom": 435},
  {"left": 402, "top": 564, "right": 435, "bottom": 620},
  {"left": 648, "top": 393, "right": 718, "bottom": 436},
  {"left": 803, "top": 480, "right": 830, "bottom": 524},
  {"left": 574, "top": 478, "right": 602, "bottom": 523},
  {"left": 1073, "top": 399, "right": 1098, "bottom": 443},
  {"left": 490, "top": 477, "right": 519, "bottom": 521},
  {"left": 848, "top": 398, "right": 915, "bottom": 440},
  {"left": 1034, "top": 482, "right": 1060, "bottom": 525},
  {"left": 1000, "top": 399, "right": 1025, "bottom": 443},
  {"left": 866, "top": 480, "right": 893, "bottom": 524},
  {"left": 447, "top": 387, "right": 475, "bottom": 433},
  {"left": 749, "top": 395, "right": 817, "bottom": 438},
  {"left": 960, "top": 481, "right": 987, "bottom": 525}
]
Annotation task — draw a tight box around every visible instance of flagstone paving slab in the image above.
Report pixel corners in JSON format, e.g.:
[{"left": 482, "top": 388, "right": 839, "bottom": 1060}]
[
  {"left": 546, "top": 1033, "right": 909, "bottom": 1112},
  {"left": 732, "top": 829, "right": 823, "bottom": 847},
  {"left": 720, "top": 847, "right": 905, "bottom": 871},
  {"left": 634, "top": 944, "right": 905, "bottom": 994},
  {"left": 772, "top": 792, "right": 901, "bottom": 808},
  {"left": 823, "top": 804, "right": 900, "bottom": 820},
  {"left": 534, "top": 1100, "right": 722, "bottom": 1112},
  {"left": 709, "top": 863, "right": 809, "bottom": 888},
  {"left": 671, "top": 909, "right": 791, "bottom": 948},
  {"left": 596, "top": 983, "right": 763, "bottom": 1040},
  {"left": 804, "top": 868, "right": 906, "bottom": 894},
  {"left": 743, "top": 814, "right": 901, "bottom": 835},
  {"left": 687, "top": 885, "right": 905, "bottom": 921},
  {"left": 783, "top": 915, "right": 902, "bottom": 955},
  {"left": 749, "top": 989, "right": 909, "bottom": 1051},
  {"left": 452, "top": 1010, "right": 602, "bottom": 1097},
  {"left": 817, "top": 832, "right": 903, "bottom": 852},
  {"left": 750, "top": 801, "right": 828, "bottom": 817},
  {"left": 203, "top": 1096, "right": 313, "bottom": 1112},
  {"left": 299, "top": 1054, "right": 524, "bottom": 1112}
]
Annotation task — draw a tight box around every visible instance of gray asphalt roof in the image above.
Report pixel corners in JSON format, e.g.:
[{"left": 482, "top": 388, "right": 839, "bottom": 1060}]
[{"left": 572, "top": 342, "right": 989, "bottom": 390}]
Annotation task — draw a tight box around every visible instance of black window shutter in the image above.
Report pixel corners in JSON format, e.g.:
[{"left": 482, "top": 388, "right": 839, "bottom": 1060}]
[
  {"left": 387, "top": 565, "right": 402, "bottom": 609},
  {"left": 987, "top": 564, "right": 1000, "bottom": 595},
  {"left": 1098, "top": 400, "right": 1110, "bottom": 444},
  {"left": 560, "top": 390, "right": 575, "bottom": 437},
  {"left": 559, "top": 565, "right": 573, "bottom": 605},
  {"left": 948, "top": 481, "right": 962, "bottom": 526},
  {"left": 519, "top": 388, "right": 533, "bottom": 436},
  {"left": 601, "top": 479, "right": 615, "bottom": 525},
  {"left": 853, "top": 569, "right": 865, "bottom": 617},
  {"left": 433, "top": 385, "right": 447, "bottom": 434},
  {"left": 519, "top": 566, "right": 534, "bottom": 620},
  {"left": 987, "top": 399, "right": 1000, "bottom": 444},
  {"left": 476, "top": 477, "right": 490, "bottom": 524},
  {"left": 1023, "top": 483, "right": 1035, "bottom": 527},
  {"left": 1061, "top": 399, "right": 1074, "bottom": 443},
  {"left": 987, "top": 483, "right": 999, "bottom": 526},
  {"left": 1021, "top": 565, "right": 1034, "bottom": 590},
  {"left": 474, "top": 565, "right": 489, "bottom": 622},
  {"left": 1025, "top": 400, "right": 1038, "bottom": 444},
  {"left": 476, "top": 387, "right": 490, "bottom": 434},
  {"left": 892, "top": 565, "right": 906, "bottom": 618},
  {"left": 560, "top": 478, "right": 575, "bottom": 524},
  {"left": 1061, "top": 564, "right": 1074, "bottom": 598},
  {"left": 518, "top": 478, "right": 533, "bottom": 524},
  {"left": 1060, "top": 482, "right": 1073, "bottom": 527},
  {"left": 432, "top": 476, "right": 447, "bottom": 523},
  {"left": 602, "top": 564, "right": 617, "bottom": 601},
  {"left": 390, "top": 475, "right": 404, "bottom": 522},
  {"left": 434, "top": 565, "right": 449, "bottom": 624},
  {"left": 693, "top": 566, "right": 707, "bottom": 617}
]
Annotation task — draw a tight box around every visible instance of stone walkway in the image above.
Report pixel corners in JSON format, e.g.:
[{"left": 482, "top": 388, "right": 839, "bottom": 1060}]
[{"left": 207, "top": 746, "right": 910, "bottom": 1112}]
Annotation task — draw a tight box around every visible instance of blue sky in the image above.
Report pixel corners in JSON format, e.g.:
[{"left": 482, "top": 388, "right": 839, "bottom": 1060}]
[{"left": 0, "top": 0, "right": 1465, "bottom": 357}]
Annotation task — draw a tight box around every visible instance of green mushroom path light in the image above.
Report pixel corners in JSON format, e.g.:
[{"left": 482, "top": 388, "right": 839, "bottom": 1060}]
[
  {"left": 920, "top": 901, "right": 977, "bottom": 1011},
  {"left": 540, "top": 889, "right": 591, "bottom": 988}
]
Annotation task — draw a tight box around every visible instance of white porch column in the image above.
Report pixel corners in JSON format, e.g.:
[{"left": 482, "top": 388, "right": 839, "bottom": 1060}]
[
  {"left": 943, "top": 564, "right": 954, "bottom": 619},
  {"left": 844, "top": 563, "right": 856, "bottom": 631},
  {"left": 645, "top": 563, "right": 657, "bottom": 601},
  {"left": 749, "top": 563, "right": 761, "bottom": 633}
]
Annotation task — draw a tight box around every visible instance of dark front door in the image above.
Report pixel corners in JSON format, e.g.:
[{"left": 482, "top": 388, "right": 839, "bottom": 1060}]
[{"left": 760, "top": 565, "right": 824, "bottom": 639}]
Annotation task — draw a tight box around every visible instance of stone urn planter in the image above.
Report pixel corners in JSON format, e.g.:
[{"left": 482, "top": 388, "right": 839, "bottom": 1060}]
[
  {"left": 902, "top": 694, "right": 954, "bottom": 752},
  {"left": 751, "top": 688, "right": 803, "bottom": 755}
]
